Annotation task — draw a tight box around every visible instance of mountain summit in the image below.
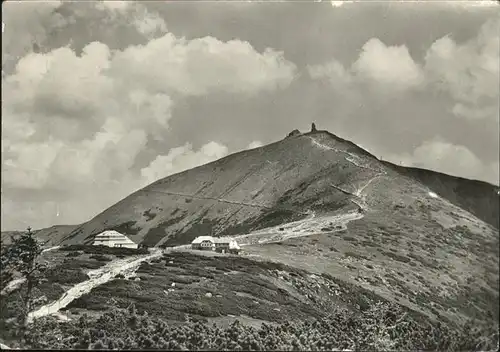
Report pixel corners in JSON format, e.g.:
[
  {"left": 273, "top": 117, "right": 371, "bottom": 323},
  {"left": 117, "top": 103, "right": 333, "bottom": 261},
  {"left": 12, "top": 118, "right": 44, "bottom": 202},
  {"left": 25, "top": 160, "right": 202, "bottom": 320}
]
[
  {"left": 60, "top": 129, "right": 498, "bottom": 248},
  {"left": 3, "top": 129, "right": 499, "bottom": 329}
]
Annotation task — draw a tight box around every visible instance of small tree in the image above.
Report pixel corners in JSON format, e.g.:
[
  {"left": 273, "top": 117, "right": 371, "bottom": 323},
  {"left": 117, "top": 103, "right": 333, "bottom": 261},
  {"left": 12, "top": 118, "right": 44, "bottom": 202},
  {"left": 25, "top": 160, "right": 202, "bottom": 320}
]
[{"left": 0, "top": 227, "right": 47, "bottom": 333}]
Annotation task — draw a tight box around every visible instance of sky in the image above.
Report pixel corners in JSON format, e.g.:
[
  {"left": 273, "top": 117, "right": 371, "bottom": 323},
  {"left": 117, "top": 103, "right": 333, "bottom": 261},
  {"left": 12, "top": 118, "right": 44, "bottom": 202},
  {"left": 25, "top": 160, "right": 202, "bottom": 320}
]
[{"left": 1, "top": 0, "right": 499, "bottom": 231}]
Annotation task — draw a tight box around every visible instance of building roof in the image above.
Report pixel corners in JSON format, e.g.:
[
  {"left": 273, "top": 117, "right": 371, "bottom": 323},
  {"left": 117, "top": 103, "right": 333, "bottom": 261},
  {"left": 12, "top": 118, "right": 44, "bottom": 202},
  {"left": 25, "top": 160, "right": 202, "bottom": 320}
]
[
  {"left": 191, "top": 236, "right": 215, "bottom": 244},
  {"left": 94, "top": 230, "right": 137, "bottom": 244}
]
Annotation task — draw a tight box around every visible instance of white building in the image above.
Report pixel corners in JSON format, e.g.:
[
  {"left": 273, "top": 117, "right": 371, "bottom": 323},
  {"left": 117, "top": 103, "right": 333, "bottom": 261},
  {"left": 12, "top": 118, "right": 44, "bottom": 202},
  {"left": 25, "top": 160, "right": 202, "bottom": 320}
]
[
  {"left": 191, "top": 236, "right": 216, "bottom": 251},
  {"left": 191, "top": 236, "right": 241, "bottom": 254},
  {"left": 92, "top": 230, "right": 138, "bottom": 249}
]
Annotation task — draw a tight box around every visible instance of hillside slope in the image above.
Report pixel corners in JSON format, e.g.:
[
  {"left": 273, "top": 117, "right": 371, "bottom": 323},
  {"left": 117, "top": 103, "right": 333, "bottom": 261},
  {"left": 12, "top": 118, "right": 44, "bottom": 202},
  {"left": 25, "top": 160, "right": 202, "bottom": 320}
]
[
  {"left": 60, "top": 130, "right": 498, "bottom": 248},
  {"left": 1, "top": 225, "right": 79, "bottom": 247},
  {"left": 3, "top": 129, "right": 498, "bottom": 339},
  {"left": 388, "top": 164, "right": 499, "bottom": 228}
]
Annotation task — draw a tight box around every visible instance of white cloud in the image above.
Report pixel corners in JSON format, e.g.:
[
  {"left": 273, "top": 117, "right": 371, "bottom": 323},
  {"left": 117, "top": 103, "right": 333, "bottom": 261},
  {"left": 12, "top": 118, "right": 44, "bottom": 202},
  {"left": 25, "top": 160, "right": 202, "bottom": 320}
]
[
  {"left": 352, "top": 38, "right": 424, "bottom": 90},
  {"left": 308, "top": 39, "right": 424, "bottom": 92},
  {"left": 424, "top": 17, "right": 499, "bottom": 121},
  {"left": 140, "top": 142, "right": 229, "bottom": 185},
  {"left": 132, "top": 6, "right": 168, "bottom": 38},
  {"left": 309, "top": 17, "right": 499, "bottom": 121},
  {"left": 96, "top": 1, "right": 132, "bottom": 12},
  {"left": 307, "top": 59, "right": 353, "bottom": 86},
  {"left": 388, "top": 139, "right": 499, "bottom": 185},
  {"left": 1, "top": 22, "right": 295, "bottom": 229},
  {"left": 111, "top": 34, "right": 296, "bottom": 96},
  {"left": 246, "top": 141, "right": 264, "bottom": 149}
]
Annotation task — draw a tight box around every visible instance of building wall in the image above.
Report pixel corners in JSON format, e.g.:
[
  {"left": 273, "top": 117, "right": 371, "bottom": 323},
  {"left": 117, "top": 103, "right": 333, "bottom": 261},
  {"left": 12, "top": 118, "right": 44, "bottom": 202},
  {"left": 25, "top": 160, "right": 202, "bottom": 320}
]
[{"left": 93, "top": 235, "right": 138, "bottom": 249}]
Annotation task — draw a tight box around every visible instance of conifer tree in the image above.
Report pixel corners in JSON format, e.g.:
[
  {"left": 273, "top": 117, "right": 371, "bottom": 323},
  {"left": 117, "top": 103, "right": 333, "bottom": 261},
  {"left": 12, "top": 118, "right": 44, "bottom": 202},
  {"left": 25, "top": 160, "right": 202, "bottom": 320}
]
[{"left": 0, "top": 227, "right": 47, "bottom": 331}]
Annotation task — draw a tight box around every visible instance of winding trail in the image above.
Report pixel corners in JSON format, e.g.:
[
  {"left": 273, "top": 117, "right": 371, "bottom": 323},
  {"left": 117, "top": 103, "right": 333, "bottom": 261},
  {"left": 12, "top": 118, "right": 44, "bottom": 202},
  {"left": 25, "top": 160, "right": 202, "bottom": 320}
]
[
  {"left": 236, "top": 210, "right": 363, "bottom": 246},
  {"left": 26, "top": 249, "right": 163, "bottom": 324},
  {"left": 309, "top": 136, "right": 388, "bottom": 211},
  {"left": 23, "top": 137, "right": 381, "bottom": 323}
]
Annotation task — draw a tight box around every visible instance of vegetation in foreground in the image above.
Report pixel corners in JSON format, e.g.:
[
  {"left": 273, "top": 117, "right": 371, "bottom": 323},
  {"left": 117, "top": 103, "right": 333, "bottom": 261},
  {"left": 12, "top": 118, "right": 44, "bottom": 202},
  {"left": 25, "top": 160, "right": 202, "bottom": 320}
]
[{"left": 20, "top": 301, "right": 499, "bottom": 351}]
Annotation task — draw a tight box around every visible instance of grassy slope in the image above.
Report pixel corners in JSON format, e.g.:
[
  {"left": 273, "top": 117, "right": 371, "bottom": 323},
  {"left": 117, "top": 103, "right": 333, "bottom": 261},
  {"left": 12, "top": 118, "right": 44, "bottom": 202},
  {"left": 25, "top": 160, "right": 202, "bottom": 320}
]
[
  {"left": 60, "top": 131, "right": 498, "bottom": 250},
  {"left": 0, "top": 245, "right": 152, "bottom": 342},
  {"left": 64, "top": 251, "right": 429, "bottom": 326},
  {"left": 243, "top": 171, "right": 499, "bottom": 326},
  {"left": 387, "top": 163, "right": 499, "bottom": 229},
  {"left": 61, "top": 132, "right": 371, "bottom": 247}
]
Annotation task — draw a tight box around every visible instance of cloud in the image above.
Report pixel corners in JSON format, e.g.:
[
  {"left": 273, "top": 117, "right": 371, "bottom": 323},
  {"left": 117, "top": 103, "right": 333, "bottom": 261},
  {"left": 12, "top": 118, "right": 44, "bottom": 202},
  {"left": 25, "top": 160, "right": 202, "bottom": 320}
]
[
  {"left": 308, "top": 39, "right": 424, "bottom": 92},
  {"left": 307, "top": 18, "right": 498, "bottom": 186},
  {"left": 1, "top": 1, "right": 66, "bottom": 68},
  {"left": 307, "top": 59, "right": 352, "bottom": 86},
  {"left": 308, "top": 17, "right": 499, "bottom": 118},
  {"left": 352, "top": 38, "right": 424, "bottom": 90},
  {"left": 111, "top": 35, "right": 296, "bottom": 96},
  {"left": 131, "top": 6, "right": 168, "bottom": 38},
  {"left": 246, "top": 141, "right": 264, "bottom": 149},
  {"left": 1, "top": 20, "right": 295, "bottom": 230},
  {"left": 424, "top": 17, "right": 499, "bottom": 121},
  {"left": 140, "top": 142, "right": 229, "bottom": 186},
  {"left": 95, "top": 1, "right": 168, "bottom": 38},
  {"left": 388, "top": 139, "right": 499, "bottom": 185},
  {"left": 95, "top": 1, "right": 132, "bottom": 12}
]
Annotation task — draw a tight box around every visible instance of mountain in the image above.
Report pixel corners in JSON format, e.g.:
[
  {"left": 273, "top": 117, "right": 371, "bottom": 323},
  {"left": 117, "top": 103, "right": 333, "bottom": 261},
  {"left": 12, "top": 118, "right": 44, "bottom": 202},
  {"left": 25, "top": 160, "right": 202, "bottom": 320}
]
[
  {"left": 1, "top": 224, "right": 79, "bottom": 247},
  {"left": 3, "top": 129, "right": 499, "bottom": 333},
  {"left": 60, "top": 130, "right": 498, "bottom": 248}
]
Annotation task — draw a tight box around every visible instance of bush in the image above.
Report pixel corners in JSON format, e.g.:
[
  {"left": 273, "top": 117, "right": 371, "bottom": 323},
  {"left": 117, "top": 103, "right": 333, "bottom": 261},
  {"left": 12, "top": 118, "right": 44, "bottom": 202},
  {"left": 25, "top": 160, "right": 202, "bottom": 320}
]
[
  {"left": 44, "top": 266, "right": 88, "bottom": 285},
  {"left": 66, "top": 251, "right": 82, "bottom": 258},
  {"left": 23, "top": 301, "right": 498, "bottom": 351},
  {"left": 89, "top": 255, "right": 112, "bottom": 262}
]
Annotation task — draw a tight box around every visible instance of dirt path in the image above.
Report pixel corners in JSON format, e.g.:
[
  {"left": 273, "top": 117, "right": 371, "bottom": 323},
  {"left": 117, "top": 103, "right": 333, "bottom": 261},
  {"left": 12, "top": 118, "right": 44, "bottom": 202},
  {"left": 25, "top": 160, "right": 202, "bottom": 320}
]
[
  {"left": 308, "top": 137, "right": 381, "bottom": 173},
  {"left": 26, "top": 249, "right": 163, "bottom": 323},
  {"left": 309, "top": 136, "right": 389, "bottom": 211},
  {"left": 236, "top": 210, "right": 363, "bottom": 246}
]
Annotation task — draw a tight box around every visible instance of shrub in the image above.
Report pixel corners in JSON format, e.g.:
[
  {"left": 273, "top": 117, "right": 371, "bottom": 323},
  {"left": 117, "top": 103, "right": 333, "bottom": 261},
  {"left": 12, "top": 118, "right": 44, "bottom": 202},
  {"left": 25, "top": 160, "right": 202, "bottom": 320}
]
[
  {"left": 89, "top": 255, "right": 112, "bottom": 262},
  {"left": 23, "top": 301, "right": 498, "bottom": 351},
  {"left": 66, "top": 251, "right": 82, "bottom": 258}
]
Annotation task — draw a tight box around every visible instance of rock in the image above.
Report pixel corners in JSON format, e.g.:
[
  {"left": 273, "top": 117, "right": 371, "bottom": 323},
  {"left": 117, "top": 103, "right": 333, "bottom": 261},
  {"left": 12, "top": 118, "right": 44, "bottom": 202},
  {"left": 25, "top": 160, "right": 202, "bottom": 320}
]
[
  {"left": 169, "top": 260, "right": 174, "bottom": 264},
  {"left": 205, "top": 292, "right": 213, "bottom": 298},
  {"left": 286, "top": 129, "right": 301, "bottom": 138},
  {"left": 171, "top": 282, "right": 176, "bottom": 287},
  {"left": 134, "top": 277, "right": 141, "bottom": 281},
  {"left": 311, "top": 122, "right": 317, "bottom": 132}
]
